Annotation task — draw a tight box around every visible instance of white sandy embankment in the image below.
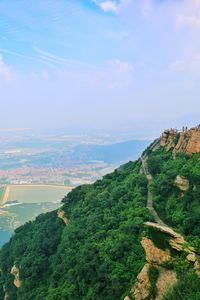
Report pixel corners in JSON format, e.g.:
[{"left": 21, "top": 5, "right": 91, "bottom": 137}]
[
  {"left": 1, "top": 184, "right": 73, "bottom": 206},
  {"left": 7, "top": 184, "right": 72, "bottom": 189},
  {"left": 2, "top": 185, "right": 11, "bottom": 205}
]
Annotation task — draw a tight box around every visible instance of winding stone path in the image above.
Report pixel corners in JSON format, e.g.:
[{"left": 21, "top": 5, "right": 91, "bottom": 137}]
[
  {"left": 141, "top": 154, "right": 167, "bottom": 226},
  {"left": 140, "top": 152, "right": 200, "bottom": 261}
]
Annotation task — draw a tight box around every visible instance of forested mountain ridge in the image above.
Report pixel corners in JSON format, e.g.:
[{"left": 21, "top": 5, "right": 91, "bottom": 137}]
[{"left": 0, "top": 125, "right": 200, "bottom": 300}]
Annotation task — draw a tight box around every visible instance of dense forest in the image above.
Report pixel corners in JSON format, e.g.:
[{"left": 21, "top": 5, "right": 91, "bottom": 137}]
[
  {"left": 0, "top": 160, "right": 152, "bottom": 299},
  {"left": 0, "top": 138, "right": 200, "bottom": 299},
  {"left": 147, "top": 147, "right": 200, "bottom": 249},
  {"left": 146, "top": 146, "right": 200, "bottom": 299}
]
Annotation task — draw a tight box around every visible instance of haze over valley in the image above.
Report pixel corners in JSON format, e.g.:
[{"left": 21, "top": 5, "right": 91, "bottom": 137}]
[{"left": 0, "top": 129, "right": 150, "bottom": 246}]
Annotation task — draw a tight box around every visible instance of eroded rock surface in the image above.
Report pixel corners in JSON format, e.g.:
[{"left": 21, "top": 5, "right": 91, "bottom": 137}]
[
  {"left": 11, "top": 265, "right": 21, "bottom": 288},
  {"left": 186, "top": 128, "right": 200, "bottom": 153},
  {"left": 141, "top": 238, "right": 171, "bottom": 265},
  {"left": 159, "top": 125, "right": 200, "bottom": 154},
  {"left": 57, "top": 209, "right": 69, "bottom": 225},
  {"left": 131, "top": 237, "right": 177, "bottom": 300},
  {"left": 156, "top": 268, "right": 177, "bottom": 300},
  {"left": 144, "top": 222, "right": 184, "bottom": 241},
  {"left": 175, "top": 175, "right": 189, "bottom": 192},
  {"left": 133, "top": 263, "right": 151, "bottom": 300},
  {"left": 145, "top": 222, "right": 200, "bottom": 277},
  {"left": 194, "top": 261, "right": 200, "bottom": 276}
]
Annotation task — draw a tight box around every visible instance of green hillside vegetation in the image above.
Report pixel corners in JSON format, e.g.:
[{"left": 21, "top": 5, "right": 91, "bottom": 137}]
[
  {"left": 147, "top": 147, "right": 200, "bottom": 250},
  {"left": 1, "top": 140, "right": 200, "bottom": 299},
  {"left": 0, "top": 160, "right": 152, "bottom": 300}
]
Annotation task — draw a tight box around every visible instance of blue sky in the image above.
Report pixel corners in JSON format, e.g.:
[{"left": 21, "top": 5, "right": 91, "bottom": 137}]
[{"left": 0, "top": 0, "right": 200, "bottom": 137}]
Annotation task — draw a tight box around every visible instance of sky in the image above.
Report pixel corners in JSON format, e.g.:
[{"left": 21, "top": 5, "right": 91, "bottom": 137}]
[{"left": 0, "top": 0, "right": 200, "bottom": 137}]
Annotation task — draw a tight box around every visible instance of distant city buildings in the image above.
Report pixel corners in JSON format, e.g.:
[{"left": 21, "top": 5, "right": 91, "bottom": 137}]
[{"left": 0, "top": 161, "right": 110, "bottom": 187}]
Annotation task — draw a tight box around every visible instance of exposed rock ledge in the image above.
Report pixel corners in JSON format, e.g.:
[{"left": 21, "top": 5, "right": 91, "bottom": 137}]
[
  {"left": 133, "top": 263, "right": 151, "bottom": 300},
  {"left": 144, "top": 222, "right": 184, "bottom": 241},
  {"left": 159, "top": 125, "right": 200, "bottom": 154},
  {"left": 125, "top": 221, "right": 200, "bottom": 300},
  {"left": 141, "top": 238, "right": 171, "bottom": 265},
  {"left": 57, "top": 209, "right": 69, "bottom": 225},
  {"left": 145, "top": 222, "right": 200, "bottom": 276},
  {"left": 11, "top": 265, "right": 21, "bottom": 288},
  {"left": 133, "top": 263, "right": 177, "bottom": 300},
  {"left": 175, "top": 175, "right": 189, "bottom": 192},
  {"left": 126, "top": 238, "right": 177, "bottom": 300}
]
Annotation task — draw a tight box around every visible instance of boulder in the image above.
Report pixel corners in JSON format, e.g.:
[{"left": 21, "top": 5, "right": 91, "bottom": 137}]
[
  {"left": 141, "top": 238, "right": 171, "bottom": 265},
  {"left": 57, "top": 209, "right": 69, "bottom": 225},
  {"left": 133, "top": 263, "right": 151, "bottom": 300},
  {"left": 11, "top": 265, "right": 21, "bottom": 288},
  {"left": 175, "top": 175, "right": 189, "bottom": 192}
]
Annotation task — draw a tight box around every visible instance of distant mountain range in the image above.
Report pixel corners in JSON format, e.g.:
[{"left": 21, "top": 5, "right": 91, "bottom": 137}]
[{"left": 71, "top": 140, "right": 151, "bottom": 164}]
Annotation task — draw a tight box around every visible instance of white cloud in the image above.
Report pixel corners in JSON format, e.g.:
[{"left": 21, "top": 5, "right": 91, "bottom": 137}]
[
  {"left": 53, "top": 58, "right": 133, "bottom": 90},
  {"left": 176, "top": 0, "right": 200, "bottom": 30},
  {"left": 170, "top": 53, "right": 200, "bottom": 72},
  {"left": 170, "top": 59, "right": 186, "bottom": 72},
  {"left": 100, "top": 1, "right": 118, "bottom": 13},
  {"left": 107, "top": 59, "right": 132, "bottom": 72},
  {"left": 41, "top": 71, "right": 49, "bottom": 80},
  {"left": 0, "top": 54, "right": 13, "bottom": 81},
  {"left": 177, "top": 15, "right": 200, "bottom": 29},
  {"left": 91, "top": 59, "right": 133, "bottom": 89},
  {"left": 93, "top": 0, "right": 131, "bottom": 14}
]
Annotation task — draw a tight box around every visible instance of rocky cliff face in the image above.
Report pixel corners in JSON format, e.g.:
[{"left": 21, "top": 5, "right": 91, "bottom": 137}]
[
  {"left": 57, "top": 209, "right": 69, "bottom": 225},
  {"left": 131, "top": 237, "right": 177, "bottom": 300},
  {"left": 124, "top": 221, "right": 200, "bottom": 300},
  {"left": 175, "top": 175, "right": 189, "bottom": 192},
  {"left": 159, "top": 124, "right": 200, "bottom": 154},
  {"left": 10, "top": 265, "right": 21, "bottom": 288}
]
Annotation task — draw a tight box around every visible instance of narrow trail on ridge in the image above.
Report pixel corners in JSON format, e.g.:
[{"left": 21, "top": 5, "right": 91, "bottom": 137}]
[{"left": 140, "top": 154, "right": 167, "bottom": 227}]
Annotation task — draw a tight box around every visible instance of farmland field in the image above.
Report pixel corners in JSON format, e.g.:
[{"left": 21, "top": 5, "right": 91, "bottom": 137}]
[
  {"left": 5, "top": 184, "right": 72, "bottom": 204},
  {"left": 0, "top": 184, "right": 73, "bottom": 247}
]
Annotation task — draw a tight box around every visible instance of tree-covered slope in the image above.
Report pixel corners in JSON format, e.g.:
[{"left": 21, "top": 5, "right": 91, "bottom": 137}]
[
  {"left": 0, "top": 160, "right": 151, "bottom": 300},
  {"left": 1, "top": 126, "right": 200, "bottom": 300},
  {"left": 147, "top": 147, "right": 200, "bottom": 249}
]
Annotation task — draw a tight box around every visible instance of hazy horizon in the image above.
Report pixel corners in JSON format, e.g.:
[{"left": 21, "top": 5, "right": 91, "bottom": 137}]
[{"left": 0, "top": 0, "right": 200, "bottom": 136}]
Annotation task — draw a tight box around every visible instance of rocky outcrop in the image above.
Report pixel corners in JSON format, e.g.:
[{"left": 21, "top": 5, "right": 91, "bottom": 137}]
[
  {"left": 159, "top": 125, "right": 200, "bottom": 154},
  {"left": 141, "top": 238, "right": 171, "bottom": 265},
  {"left": 156, "top": 268, "right": 177, "bottom": 300},
  {"left": 186, "top": 127, "right": 200, "bottom": 153},
  {"left": 145, "top": 221, "right": 190, "bottom": 252},
  {"left": 187, "top": 253, "right": 196, "bottom": 263},
  {"left": 194, "top": 260, "right": 200, "bottom": 276},
  {"left": 133, "top": 263, "right": 151, "bottom": 300},
  {"left": 175, "top": 175, "right": 189, "bottom": 192},
  {"left": 144, "top": 222, "right": 184, "bottom": 240},
  {"left": 130, "top": 238, "right": 177, "bottom": 300},
  {"left": 186, "top": 254, "right": 200, "bottom": 276},
  {"left": 145, "top": 222, "right": 200, "bottom": 277},
  {"left": 57, "top": 209, "right": 69, "bottom": 225},
  {"left": 130, "top": 221, "right": 200, "bottom": 300},
  {"left": 132, "top": 264, "right": 177, "bottom": 300},
  {"left": 160, "top": 129, "right": 177, "bottom": 151},
  {"left": 11, "top": 265, "right": 21, "bottom": 288}
]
